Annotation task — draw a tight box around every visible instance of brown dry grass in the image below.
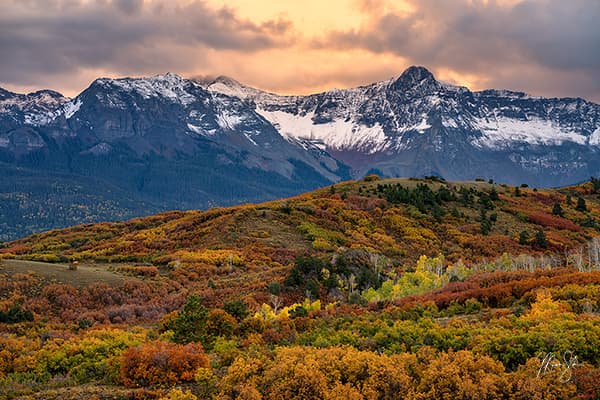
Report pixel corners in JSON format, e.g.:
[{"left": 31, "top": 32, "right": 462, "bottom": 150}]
[{"left": 0, "top": 259, "right": 128, "bottom": 288}]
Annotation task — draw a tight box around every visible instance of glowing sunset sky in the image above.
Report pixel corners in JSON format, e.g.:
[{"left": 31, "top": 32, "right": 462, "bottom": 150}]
[{"left": 1, "top": 0, "right": 599, "bottom": 101}]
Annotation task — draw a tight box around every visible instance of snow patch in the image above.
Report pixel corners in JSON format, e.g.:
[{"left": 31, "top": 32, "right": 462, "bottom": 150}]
[
  {"left": 473, "top": 116, "right": 588, "bottom": 148},
  {"left": 23, "top": 98, "right": 82, "bottom": 125},
  {"left": 24, "top": 113, "right": 44, "bottom": 125},
  {"left": 186, "top": 123, "right": 208, "bottom": 135},
  {"left": 216, "top": 110, "right": 244, "bottom": 130},
  {"left": 0, "top": 90, "right": 70, "bottom": 126},
  {"left": 188, "top": 110, "right": 205, "bottom": 120},
  {"left": 0, "top": 136, "right": 9, "bottom": 147},
  {"left": 413, "top": 117, "right": 431, "bottom": 133},
  {"left": 244, "top": 133, "right": 258, "bottom": 146},
  {"left": 257, "top": 108, "right": 388, "bottom": 153},
  {"left": 589, "top": 127, "right": 600, "bottom": 146},
  {"left": 204, "top": 77, "right": 297, "bottom": 107},
  {"left": 443, "top": 118, "right": 459, "bottom": 128},
  {"left": 63, "top": 98, "right": 82, "bottom": 119}
]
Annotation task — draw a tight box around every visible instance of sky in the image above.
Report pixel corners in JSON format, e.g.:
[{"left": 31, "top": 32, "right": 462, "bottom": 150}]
[{"left": 1, "top": 0, "right": 599, "bottom": 101}]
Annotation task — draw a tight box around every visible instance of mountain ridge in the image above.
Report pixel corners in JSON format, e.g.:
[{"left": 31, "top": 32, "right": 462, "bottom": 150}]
[
  {"left": 198, "top": 67, "right": 600, "bottom": 173},
  {"left": 1, "top": 66, "right": 600, "bottom": 240}
]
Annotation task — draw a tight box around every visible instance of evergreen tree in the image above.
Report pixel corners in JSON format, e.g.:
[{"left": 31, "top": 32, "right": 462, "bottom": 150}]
[
  {"left": 305, "top": 279, "right": 320, "bottom": 300},
  {"left": 268, "top": 281, "right": 281, "bottom": 295},
  {"left": 519, "top": 230, "right": 530, "bottom": 245},
  {"left": 478, "top": 193, "right": 494, "bottom": 210},
  {"left": 580, "top": 216, "right": 597, "bottom": 229},
  {"left": 223, "top": 300, "right": 249, "bottom": 321},
  {"left": 566, "top": 194, "right": 573, "bottom": 206},
  {"left": 450, "top": 207, "right": 460, "bottom": 218},
  {"left": 0, "top": 304, "right": 34, "bottom": 324},
  {"left": 576, "top": 196, "right": 587, "bottom": 212},
  {"left": 591, "top": 177, "right": 600, "bottom": 193},
  {"left": 534, "top": 229, "right": 548, "bottom": 248},
  {"left": 552, "top": 202, "right": 564, "bottom": 217},
  {"left": 489, "top": 187, "right": 499, "bottom": 201},
  {"left": 460, "top": 187, "right": 474, "bottom": 205},
  {"left": 173, "top": 294, "right": 209, "bottom": 344},
  {"left": 432, "top": 204, "right": 445, "bottom": 223},
  {"left": 480, "top": 210, "right": 492, "bottom": 235},
  {"left": 514, "top": 186, "right": 521, "bottom": 197}
]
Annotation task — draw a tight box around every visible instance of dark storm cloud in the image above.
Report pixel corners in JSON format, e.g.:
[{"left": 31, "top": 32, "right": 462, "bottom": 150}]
[
  {"left": 323, "top": 0, "right": 600, "bottom": 100},
  {"left": 0, "top": 0, "right": 292, "bottom": 87}
]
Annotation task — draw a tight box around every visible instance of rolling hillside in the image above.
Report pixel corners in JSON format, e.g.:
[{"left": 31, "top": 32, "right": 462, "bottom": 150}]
[
  {"left": 2, "top": 176, "right": 600, "bottom": 305},
  {"left": 1, "top": 177, "right": 600, "bottom": 399}
]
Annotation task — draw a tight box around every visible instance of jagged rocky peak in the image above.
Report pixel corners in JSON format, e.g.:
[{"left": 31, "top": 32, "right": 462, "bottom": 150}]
[
  {"left": 204, "top": 75, "right": 245, "bottom": 92},
  {"left": 0, "top": 86, "right": 69, "bottom": 124},
  {"left": 391, "top": 66, "right": 441, "bottom": 95},
  {"left": 28, "top": 89, "right": 65, "bottom": 98},
  {"left": 396, "top": 66, "right": 436, "bottom": 84},
  {"left": 26, "top": 90, "right": 69, "bottom": 106},
  {"left": 155, "top": 71, "right": 184, "bottom": 80},
  {"left": 0, "top": 86, "right": 67, "bottom": 104}
]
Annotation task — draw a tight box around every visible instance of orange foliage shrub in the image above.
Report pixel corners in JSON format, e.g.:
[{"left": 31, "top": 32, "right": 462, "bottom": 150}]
[
  {"left": 120, "top": 340, "right": 209, "bottom": 387},
  {"left": 219, "top": 345, "right": 415, "bottom": 400},
  {"left": 415, "top": 350, "right": 509, "bottom": 399}
]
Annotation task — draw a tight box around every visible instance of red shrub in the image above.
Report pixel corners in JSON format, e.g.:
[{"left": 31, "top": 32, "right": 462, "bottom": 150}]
[
  {"left": 120, "top": 340, "right": 209, "bottom": 387},
  {"left": 395, "top": 269, "right": 600, "bottom": 310},
  {"left": 526, "top": 211, "right": 581, "bottom": 232}
]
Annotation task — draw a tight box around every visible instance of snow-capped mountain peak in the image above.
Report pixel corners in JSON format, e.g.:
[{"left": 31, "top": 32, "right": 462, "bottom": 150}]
[
  {"left": 202, "top": 75, "right": 260, "bottom": 100},
  {"left": 0, "top": 88, "right": 68, "bottom": 111},
  {"left": 196, "top": 75, "right": 290, "bottom": 107},
  {"left": 91, "top": 72, "right": 198, "bottom": 106},
  {"left": 199, "top": 66, "right": 600, "bottom": 185},
  {"left": 0, "top": 86, "right": 69, "bottom": 126},
  {"left": 2, "top": 66, "right": 600, "bottom": 187}
]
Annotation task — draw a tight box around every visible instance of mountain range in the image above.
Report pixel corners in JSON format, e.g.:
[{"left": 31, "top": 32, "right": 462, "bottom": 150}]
[{"left": 1, "top": 66, "right": 600, "bottom": 240}]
